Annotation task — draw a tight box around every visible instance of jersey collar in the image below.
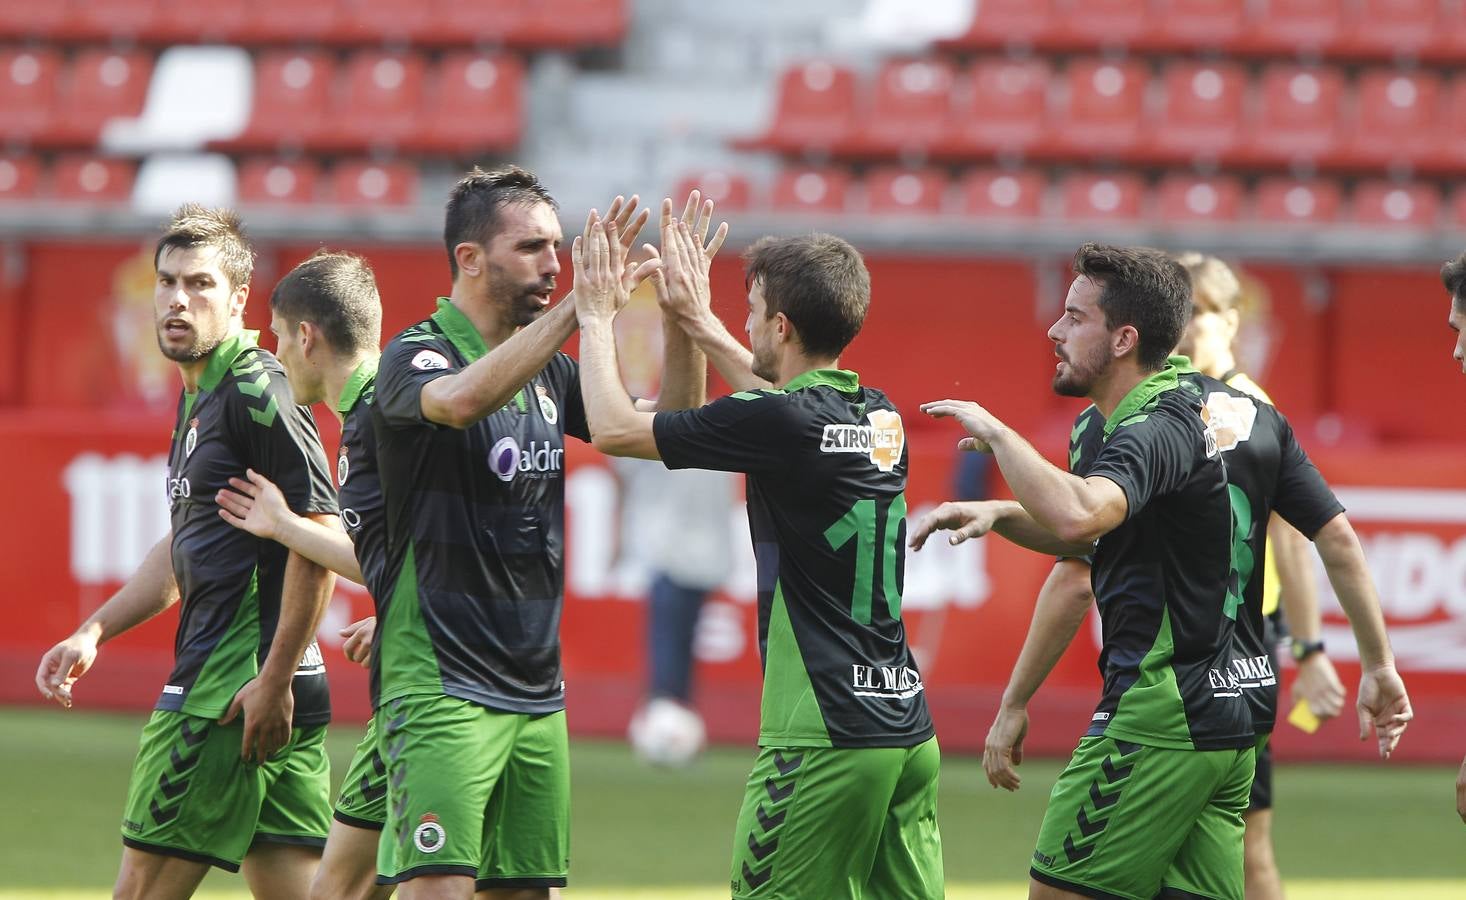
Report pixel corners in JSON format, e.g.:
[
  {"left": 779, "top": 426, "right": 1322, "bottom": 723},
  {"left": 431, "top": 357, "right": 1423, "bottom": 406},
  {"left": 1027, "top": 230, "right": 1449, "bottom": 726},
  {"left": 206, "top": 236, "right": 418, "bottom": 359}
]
[
  {"left": 337, "top": 357, "right": 379, "bottom": 415},
  {"left": 431, "top": 297, "right": 489, "bottom": 364},
  {"left": 196, "top": 329, "right": 260, "bottom": 394},
  {"left": 782, "top": 368, "right": 860, "bottom": 394},
  {"left": 1103, "top": 364, "right": 1179, "bottom": 438},
  {"left": 1167, "top": 354, "right": 1197, "bottom": 374}
]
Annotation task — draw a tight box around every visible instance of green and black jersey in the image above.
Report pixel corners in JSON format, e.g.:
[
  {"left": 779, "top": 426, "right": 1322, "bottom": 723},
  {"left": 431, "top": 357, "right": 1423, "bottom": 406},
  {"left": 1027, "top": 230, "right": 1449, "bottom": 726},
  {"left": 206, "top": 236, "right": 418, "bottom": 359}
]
[
  {"left": 653, "top": 369, "right": 933, "bottom": 750},
  {"left": 161, "top": 330, "right": 338, "bottom": 726},
  {"left": 371, "top": 299, "right": 589, "bottom": 713},
  {"left": 1070, "top": 365, "right": 1252, "bottom": 751},
  {"left": 335, "top": 360, "right": 389, "bottom": 603}
]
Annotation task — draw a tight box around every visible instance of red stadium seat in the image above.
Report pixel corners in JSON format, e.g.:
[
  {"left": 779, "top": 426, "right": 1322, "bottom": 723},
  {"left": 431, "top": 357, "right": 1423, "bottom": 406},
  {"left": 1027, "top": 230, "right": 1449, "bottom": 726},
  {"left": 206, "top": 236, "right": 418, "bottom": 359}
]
[
  {"left": 863, "top": 59, "right": 956, "bottom": 155},
  {"left": 518, "top": 0, "right": 628, "bottom": 47},
  {"left": 957, "top": 169, "right": 1045, "bottom": 219},
  {"left": 1058, "top": 172, "right": 1144, "bottom": 220},
  {"left": 864, "top": 167, "right": 948, "bottom": 215},
  {"left": 233, "top": 0, "right": 340, "bottom": 43},
  {"left": 1448, "top": 187, "right": 1466, "bottom": 229},
  {"left": 0, "top": 155, "right": 42, "bottom": 201},
  {"left": 1052, "top": 0, "right": 1149, "bottom": 49},
  {"left": 237, "top": 158, "right": 322, "bottom": 206},
  {"left": 1244, "top": 64, "right": 1345, "bottom": 164},
  {"left": 671, "top": 170, "right": 754, "bottom": 212},
  {"left": 42, "top": 50, "right": 154, "bottom": 147},
  {"left": 315, "top": 51, "right": 426, "bottom": 152},
  {"left": 67, "top": 0, "right": 159, "bottom": 40},
  {"left": 1253, "top": 177, "right": 1343, "bottom": 224},
  {"left": 51, "top": 155, "right": 136, "bottom": 203},
  {"left": 1149, "top": 0, "right": 1248, "bottom": 50},
  {"left": 1155, "top": 173, "right": 1244, "bottom": 223},
  {"left": 339, "top": 0, "right": 436, "bottom": 44},
  {"left": 427, "top": 0, "right": 526, "bottom": 46},
  {"left": 1147, "top": 61, "right": 1247, "bottom": 162},
  {"left": 0, "top": 49, "right": 61, "bottom": 144},
  {"left": 1437, "top": 76, "right": 1466, "bottom": 170},
  {"left": 1347, "top": 70, "right": 1441, "bottom": 167},
  {"left": 151, "top": 0, "right": 251, "bottom": 43},
  {"left": 405, "top": 52, "right": 523, "bottom": 155},
  {"left": 226, "top": 51, "right": 335, "bottom": 151},
  {"left": 1350, "top": 180, "right": 1440, "bottom": 228},
  {"left": 770, "top": 167, "right": 851, "bottom": 213},
  {"left": 949, "top": 0, "right": 1057, "bottom": 48},
  {"left": 1244, "top": 0, "right": 1347, "bottom": 54},
  {"left": 0, "top": 0, "right": 72, "bottom": 38},
  {"left": 756, "top": 61, "right": 858, "bottom": 152},
  {"left": 951, "top": 59, "right": 1051, "bottom": 156},
  {"left": 1054, "top": 58, "right": 1149, "bottom": 157},
  {"left": 331, "top": 160, "right": 419, "bottom": 207},
  {"left": 1345, "top": 0, "right": 1442, "bottom": 58}
]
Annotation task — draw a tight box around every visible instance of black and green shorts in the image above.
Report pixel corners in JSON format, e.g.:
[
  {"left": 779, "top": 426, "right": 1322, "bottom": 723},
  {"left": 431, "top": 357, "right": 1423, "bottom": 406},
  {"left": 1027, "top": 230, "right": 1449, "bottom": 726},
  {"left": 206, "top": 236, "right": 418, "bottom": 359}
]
[{"left": 333, "top": 714, "right": 387, "bottom": 830}]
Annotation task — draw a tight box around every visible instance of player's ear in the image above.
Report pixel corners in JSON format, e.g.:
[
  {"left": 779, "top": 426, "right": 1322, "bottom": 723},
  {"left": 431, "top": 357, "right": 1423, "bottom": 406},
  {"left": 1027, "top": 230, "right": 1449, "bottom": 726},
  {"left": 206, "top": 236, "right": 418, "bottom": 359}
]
[
  {"left": 1222, "top": 308, "right": 1241, "bottom": 339},
  {"left": 298, "top": 320, "right": 314, "bottom": 356},
  {"left": 230, "top": 282, "right": 249, "bottom": 318},
  {"left": 454, "top": 242, "right": 483, "bottom": 279},
  {"left": 1112, "top": 324, "right": 1139, "bottom": 359}
]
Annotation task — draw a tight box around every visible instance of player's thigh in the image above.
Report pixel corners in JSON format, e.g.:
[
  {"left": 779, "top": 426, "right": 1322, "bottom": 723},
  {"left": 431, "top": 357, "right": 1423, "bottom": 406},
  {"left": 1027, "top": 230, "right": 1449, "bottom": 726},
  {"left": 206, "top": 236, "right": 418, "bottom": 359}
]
[
  {"left": 480, "top": 710, "right": 570, "bottom": 892},
  {"left": 1031, "top": 737, "right": 1241, "bottom": 900},
  {"left": 378, "top": 695, "right": 518, "bottom": 886},
  {"left": 1161, "top": 746, "right": 1255, "bottom": 900},
  {"left": 865, "top": 736, "right": 943, "bottom": 900},
  {"left": 256, "top": 723, "right": 332, "bottom": 849},
  {"left": 1246, "top": 735, "right": 1274, "bottom": 814},
  {"left": 113, "top": 845, "right": 210, "bottom": 900},
  {"left": 243, "top": 842, "right": 320, "bottom": 900},
  {"left": 729, "top": 744, "right": 906, "bottom": 900},
  {"left": 121, "top": 710, "right": 265, "bottom": 873},
  {"left": 312, "top": 818, "right": 393, "bottom": 900},
  {"left": 335, "top": 716, "right": 390, "bottom": 831}
]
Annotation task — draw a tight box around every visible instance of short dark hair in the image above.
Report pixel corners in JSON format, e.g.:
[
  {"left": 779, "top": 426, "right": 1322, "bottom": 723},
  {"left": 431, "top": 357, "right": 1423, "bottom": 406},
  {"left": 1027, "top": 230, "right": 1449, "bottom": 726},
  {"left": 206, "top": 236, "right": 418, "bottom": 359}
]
[
  {"left": 744, "top": 233, "right": 870, "bottom": 359},
  {"left": 154, "top": 203, "right": 255, "bottom": 290},
  {"left": 1073, "top": 242, "right": 1192, "bottom": 371},
  {"left": 270, "top": 250, "right": 382, "bottom": 357},
  {"left": 1441, "top": 252, "right": 1466, "bottom": 309},
  {"left": 443, "top": 165, "right": 558, "bottom": 278}
]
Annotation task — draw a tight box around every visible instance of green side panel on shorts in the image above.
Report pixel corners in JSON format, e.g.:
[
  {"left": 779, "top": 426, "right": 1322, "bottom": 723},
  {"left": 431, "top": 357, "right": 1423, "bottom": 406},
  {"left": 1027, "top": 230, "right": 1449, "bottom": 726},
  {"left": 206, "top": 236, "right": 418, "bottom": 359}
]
[
  {"left": 334, "top": 715, "right": 388, "bottom": 827},
  {"left": 758, "top": 582, "right": 831, "bottom": 748},
  {"left": 379, "top": 544, "right": 443, "bottom": 702},
  {"left": 181, "top": 570, "right": 262, "bottom": 719},
  {"left": 1105, "top": 607, "right": 1193, "bottom": 750}
]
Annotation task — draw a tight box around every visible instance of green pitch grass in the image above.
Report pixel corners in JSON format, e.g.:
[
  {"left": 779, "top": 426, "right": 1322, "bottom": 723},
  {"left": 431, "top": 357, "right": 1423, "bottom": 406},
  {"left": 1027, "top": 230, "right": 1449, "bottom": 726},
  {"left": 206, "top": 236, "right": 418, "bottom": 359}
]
[{"left": 0, "top": 708, "right": 1461, "bottom": 897}]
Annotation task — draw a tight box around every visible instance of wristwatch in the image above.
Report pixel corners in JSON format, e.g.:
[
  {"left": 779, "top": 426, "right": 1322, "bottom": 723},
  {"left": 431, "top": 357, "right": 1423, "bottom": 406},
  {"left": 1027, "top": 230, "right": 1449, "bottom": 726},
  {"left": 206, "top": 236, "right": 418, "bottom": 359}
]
[{"left": 1290, "top": 638, "right": 1325, "bottom": 662}]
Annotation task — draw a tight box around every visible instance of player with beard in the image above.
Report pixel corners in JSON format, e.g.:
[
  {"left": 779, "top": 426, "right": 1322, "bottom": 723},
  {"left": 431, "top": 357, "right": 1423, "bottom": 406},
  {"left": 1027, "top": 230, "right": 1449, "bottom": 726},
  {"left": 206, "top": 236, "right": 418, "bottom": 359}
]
[
  {"left": 368, "top": 167, "right": 703, "bottom": 900},
  {"left": 35, "top": 206, "right": 339, "bottom": 900}
]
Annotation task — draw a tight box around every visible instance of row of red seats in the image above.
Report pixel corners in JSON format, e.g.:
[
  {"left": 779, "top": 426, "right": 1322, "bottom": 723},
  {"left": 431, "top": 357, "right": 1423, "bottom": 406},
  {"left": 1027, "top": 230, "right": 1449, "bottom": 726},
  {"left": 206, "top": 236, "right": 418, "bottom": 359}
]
[
  {"left": 948, "top": 0, "right": 1463, "bottom": 62},
  {"left": 0, "top": 156, "right": 421, "bottom": 206},
  {"left": 0, "top": 48, "right": 524, "bottom": 155},
  {"left": 746, "top": 57, "right": 1465, "bottom": 171},
  {"left": 0, "top": 0, "right": 624, "bottom": 49},
  {"left": 675, "top": 165, "right": 1456, "bottom": 228}
]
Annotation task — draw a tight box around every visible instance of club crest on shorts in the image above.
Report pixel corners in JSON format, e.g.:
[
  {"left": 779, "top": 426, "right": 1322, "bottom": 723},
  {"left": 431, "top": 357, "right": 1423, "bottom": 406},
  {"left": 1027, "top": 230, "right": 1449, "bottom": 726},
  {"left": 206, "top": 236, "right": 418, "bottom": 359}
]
[
  {"left": 414, "top": 813, "right": 446, "bottom": 854},
  {"left": 536, "top": 384, "right": 558, "bottom": 424},
  {"left": 184, "top": 417, "right": 200, "bottom": 457}
]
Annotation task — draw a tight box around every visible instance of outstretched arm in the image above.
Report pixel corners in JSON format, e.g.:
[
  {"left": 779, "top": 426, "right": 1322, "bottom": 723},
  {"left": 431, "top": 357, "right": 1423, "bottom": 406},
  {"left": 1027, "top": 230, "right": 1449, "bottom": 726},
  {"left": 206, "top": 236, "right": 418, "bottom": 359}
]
[
  {"left": 909, "top": 500, "right": 1093, "bottom": 558},
  {"left": 647, "top": 192, "right": 727, "bottom": 411},
  {"left": 35, "top": 532, "right": 178, "bottom": 707},
  {"left": 1271, "top": 513, "right": 1346, "bottom": 720}
]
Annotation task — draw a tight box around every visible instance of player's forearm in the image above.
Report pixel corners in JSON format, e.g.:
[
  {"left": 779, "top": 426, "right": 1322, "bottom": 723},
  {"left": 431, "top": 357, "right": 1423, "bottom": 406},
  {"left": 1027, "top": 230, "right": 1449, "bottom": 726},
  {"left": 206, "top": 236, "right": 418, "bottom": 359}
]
[
  {"left": 272, "top": 513, "right": 364, "bottom": 586},
  {"left": 1313, "top": 513, "right": 1394, "bottom": 669},
  {"left": 990, "top": 502, "right": 1095, "bottom": 558},
  {"left": 260, "top": 531, "right": 337, "bottom": 685},
  {"left": 654, "top": 314, "right": 707, "bottom": 410},
  {"left": 1271, "top": 513, "right": 1322, "bottom": 641},
  {"left": 420, "top": 300, "right": 578, "bottom": 428},
  {"left": 580, "top": 318, "right": 660, "bottom": 459},
  {"left": 1002, "top": 560, "right": 1094, "bottom": 708},
  {"left": 80, "top": 534, "right": 180, "bottom": 645},
  {"left": 682, "top": 310, "right": 770, "bottom": 392},
  {"left": 989, "top": 428, "right": 1113, "bottom": 544}
]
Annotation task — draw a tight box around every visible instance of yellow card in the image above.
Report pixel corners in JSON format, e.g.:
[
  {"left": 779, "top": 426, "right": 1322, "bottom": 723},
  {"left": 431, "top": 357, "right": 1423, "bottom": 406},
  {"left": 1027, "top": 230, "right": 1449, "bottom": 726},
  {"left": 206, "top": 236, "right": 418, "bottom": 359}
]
[{"left": 1287, "top": 698, "right": 1321, "bottom": 734}]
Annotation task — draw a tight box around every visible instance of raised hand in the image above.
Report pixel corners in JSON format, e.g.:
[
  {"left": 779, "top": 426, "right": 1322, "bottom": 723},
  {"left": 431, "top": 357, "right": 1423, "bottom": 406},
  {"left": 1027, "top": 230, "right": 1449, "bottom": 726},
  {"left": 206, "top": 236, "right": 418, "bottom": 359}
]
[
  {"left": 920, "top": 399, "right": 1006, "bottom": 452},
  {"left": 650, "top": 191, "right": 729, "bottom": 324},
  {"left": 908, "top": 501, "right": 1005, "bottom": 551}
]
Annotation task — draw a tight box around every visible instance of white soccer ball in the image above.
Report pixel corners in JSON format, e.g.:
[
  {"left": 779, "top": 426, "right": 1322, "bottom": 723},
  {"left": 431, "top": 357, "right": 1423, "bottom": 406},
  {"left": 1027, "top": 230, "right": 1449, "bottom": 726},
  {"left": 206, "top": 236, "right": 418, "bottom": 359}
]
[{"left": 628, "top": 698, "right": 707, "bottom": 767}]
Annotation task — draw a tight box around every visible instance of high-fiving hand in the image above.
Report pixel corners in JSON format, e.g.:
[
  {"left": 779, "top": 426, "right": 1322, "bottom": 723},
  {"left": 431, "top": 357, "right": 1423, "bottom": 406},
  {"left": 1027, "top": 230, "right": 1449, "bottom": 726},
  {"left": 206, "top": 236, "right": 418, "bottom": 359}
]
[
  {"left": 572, "top": 205, "right": 662, "bottom": 325},
  {"left": 650, "top": 190, "right": 728, "bottom": 324}
]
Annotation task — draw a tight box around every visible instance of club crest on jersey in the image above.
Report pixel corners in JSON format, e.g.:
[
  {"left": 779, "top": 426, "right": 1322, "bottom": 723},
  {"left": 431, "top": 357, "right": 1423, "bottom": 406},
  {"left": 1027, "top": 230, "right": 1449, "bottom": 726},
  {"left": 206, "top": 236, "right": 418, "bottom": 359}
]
[
  {"left": 184, "top": 417, "right": 200, "bottom": 457},
  {"left": 1200, "top": 391, "right": 1258, "bottom": 454},
  {"left": 411, "top": 349, "right": 450, "bottom": 371},
  {"left": 336, "top": 447, "right": 349, "bottom": 486},
  {"left": 819, "top": 409, "right": 905, "bottom": 473},
  {"left": 414, "top": 813, "right": 446, "bottom": 854},
  {"left": 535, "top": 384, "right": 558, "bottom": 424}
]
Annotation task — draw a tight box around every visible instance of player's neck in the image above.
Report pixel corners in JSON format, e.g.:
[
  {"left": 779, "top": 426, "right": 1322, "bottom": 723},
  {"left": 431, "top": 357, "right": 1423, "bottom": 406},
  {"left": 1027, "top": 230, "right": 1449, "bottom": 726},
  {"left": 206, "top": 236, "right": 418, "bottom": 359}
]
[
  {"left": 322, "top": 351, "right": 379, "bottom": 423},
  {"left": 446, "top": 285, "right": 517, "bottom": 349},
  {"left": 175, "top": 322, "right": 245, "bottom": 393},
  {"left": 773, "top": 353, "right": 840, "bottom": 389},
  {"left": 1199, "top": 348, "right": 1236, "bottom": 380},
  {"left": 1089, "top": 362, "right": 1152, "bottom": 419}
]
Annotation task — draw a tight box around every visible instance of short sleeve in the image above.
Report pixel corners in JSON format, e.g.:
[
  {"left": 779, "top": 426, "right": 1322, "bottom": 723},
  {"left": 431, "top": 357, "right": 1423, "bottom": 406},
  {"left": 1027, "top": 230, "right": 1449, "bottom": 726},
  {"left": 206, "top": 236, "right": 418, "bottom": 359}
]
[
  {"left": 1269, "top": 409, "right": 1345, "bottom": 538},
  {"left": 653, "top": 390, "right": 798, "bottom": 475},
  {"left": 232, "top": 363, "right": 338, "bottom": 517},
  {"left": 552, "top": 353, "right": 591, "bottom": 444},
  {"left": 1086, "top": 411, "right": 1200, "bottom": 521},
  {"left": 375, "top": 334, "right": 457, "bottom": 429}
]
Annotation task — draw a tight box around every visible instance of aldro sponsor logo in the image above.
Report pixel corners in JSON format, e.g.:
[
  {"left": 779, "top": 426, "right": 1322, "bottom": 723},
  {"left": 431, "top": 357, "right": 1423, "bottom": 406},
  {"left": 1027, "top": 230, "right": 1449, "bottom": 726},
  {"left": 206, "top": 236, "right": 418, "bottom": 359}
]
[
  {"left": 489, "top": 436, "right": 565, "bottom": 482},
  {"left": 819, "top": 409, "right": 905, "bottom": 473}
]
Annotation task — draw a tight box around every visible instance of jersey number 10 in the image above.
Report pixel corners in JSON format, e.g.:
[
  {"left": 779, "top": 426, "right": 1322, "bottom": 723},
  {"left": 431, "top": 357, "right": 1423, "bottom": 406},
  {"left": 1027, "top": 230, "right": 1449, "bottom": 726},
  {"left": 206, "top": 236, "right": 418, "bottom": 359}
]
[{"left": 823, "top": 494, "right": 908, "bottom": 625}]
